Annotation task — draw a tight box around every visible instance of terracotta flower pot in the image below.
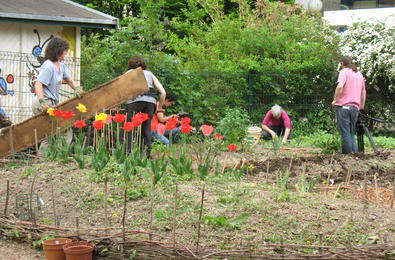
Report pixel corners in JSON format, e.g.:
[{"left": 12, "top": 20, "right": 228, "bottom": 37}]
[
  {"left": 63, "top": 241, "right": 94, "bottom": 260},
  {"left": 43, "top": 238, "right": 72, "bottom": 260}
]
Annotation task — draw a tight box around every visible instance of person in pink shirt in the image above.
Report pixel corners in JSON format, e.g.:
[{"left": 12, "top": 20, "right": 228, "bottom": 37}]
[
  {"left": 331, "top": 56, "right": 366, "bottom": 154},
  {"left": 261, "top": 105, "right": 291, "bottom": 143}
]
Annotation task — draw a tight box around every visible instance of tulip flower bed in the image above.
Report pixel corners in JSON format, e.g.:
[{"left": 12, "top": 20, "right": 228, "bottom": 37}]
[{"left": 0, "top": 105, "right": 394, "bottom": 258}]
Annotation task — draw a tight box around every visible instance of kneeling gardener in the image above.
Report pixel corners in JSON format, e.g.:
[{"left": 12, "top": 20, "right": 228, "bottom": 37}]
[{"left": 261, "top": 105, "right": 291, "bottom": 143}]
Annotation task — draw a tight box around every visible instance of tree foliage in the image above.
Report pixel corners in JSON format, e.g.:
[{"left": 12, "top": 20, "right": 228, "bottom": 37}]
[
  {"left": 80, "top": 0, "right": 340, "bottom": 125},
  {"left": 340, "top": 21, "right": 395, "bottom": 121}
]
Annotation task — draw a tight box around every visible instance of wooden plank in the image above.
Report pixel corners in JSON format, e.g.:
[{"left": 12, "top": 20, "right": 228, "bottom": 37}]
[{"left": 0, "top": 68, "right": 148, "bottom": 158}]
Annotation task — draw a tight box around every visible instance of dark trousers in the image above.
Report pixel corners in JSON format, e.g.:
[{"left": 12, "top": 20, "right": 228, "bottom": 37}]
[
  {"left": 336, "top": 106, "right": 359, "bottom": 154},
  {"left": 123, "top": 101, "right": 156, "bottom": 153},
  {"left": 262, "top": 125, "right": 291, "bottom": 140}
]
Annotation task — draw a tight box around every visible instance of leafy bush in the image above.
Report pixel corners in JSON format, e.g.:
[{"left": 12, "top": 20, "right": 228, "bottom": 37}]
[{"left": 216, "top": 107, "right": 250, "bottom": 144}]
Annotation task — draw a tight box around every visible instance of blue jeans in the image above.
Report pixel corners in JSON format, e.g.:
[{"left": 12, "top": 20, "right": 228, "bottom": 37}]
[
  {"left": 336, "top": 106, "right": 359, "bottom": 154},
  {"left": 152, "top": 128, "right": 180, "bottom": 145}
]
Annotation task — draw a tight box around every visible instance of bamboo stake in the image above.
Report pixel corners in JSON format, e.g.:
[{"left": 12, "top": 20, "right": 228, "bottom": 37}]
[
  {"left": 51, "top": 183, "right": 57, "bottom": 226},
  {"left": 266, "top": 161, "right": 270, "bottom": 180},
  {"left": 29, "top": 173, "right": 37, "bottom": 226},
  {"left": 318, "top": 233, "right": 323, "bottom": 254},
  {"left": 104, "top": 171, "right": 109, "bottom": 231},
  {"left": 363, "top": 173, "right": 368, "bottom": 204},
  {"left": 4, "top": 180, "right": 9, "bottom": 216},
  {"left": 149, "top": 174, "right": 154, "bottom": 241},
  {"left": 76, "top": 217, "right": 79, "bottom": 237},
  {"left": 34, "top": 128, "right": 39, "bottom": 154},
  {"left": 345, "top": 168, "right": 352, "bottom": 186},
  {"left": 374, "top": 174, "right": 379, "bottom": 205},
  {"left": 391, "top": 177, "right": 395, "bottom": 208},
  {"left": 329, "top": 151, "right": 335, "bottom": 165},
  {"left": 326, "top": 152, "right": 336, "bottom": 195},
  {"left": 288, "top": 154, "right": 294, "bottom": 173},
  {"left": 196, "top": 184, "right": 205, "bottom": 250},
  {"left": 172, "top": 185, "right": 178, "bottom": 247},
  {"left": 122, "top": 183, "right": 128, "bottom": 253}
]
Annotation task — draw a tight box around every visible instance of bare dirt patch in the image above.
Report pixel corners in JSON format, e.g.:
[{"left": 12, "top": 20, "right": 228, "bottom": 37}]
[{"left": 0, "top": 238, "right": 42, "bottom": 259}]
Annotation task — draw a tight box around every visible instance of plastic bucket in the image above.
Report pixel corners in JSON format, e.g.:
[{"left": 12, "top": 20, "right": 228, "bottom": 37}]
[
  {"left": 246, "top": 126, "right": 262, "bottom": 144},
  {"left": 63, "top": 241, "right": 94, "bottom": 260},
  {"left": 43, "top": 238, "right": 72, "bottom": 260}
]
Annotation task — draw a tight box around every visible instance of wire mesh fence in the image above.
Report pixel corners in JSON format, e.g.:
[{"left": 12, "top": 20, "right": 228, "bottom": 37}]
[{"left": 0, "top": 51, "right": 80, "bottom": 123}]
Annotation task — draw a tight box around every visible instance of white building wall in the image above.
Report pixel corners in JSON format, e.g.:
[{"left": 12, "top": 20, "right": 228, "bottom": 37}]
[
  {"left": 0, "top": 22, "right": 80, "bottom": 123},
  {"left": 323, "top": 7, "right": 395, "bottom": 26}
]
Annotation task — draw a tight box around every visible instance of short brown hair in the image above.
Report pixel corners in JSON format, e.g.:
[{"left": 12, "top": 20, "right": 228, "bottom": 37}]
[
  {"left": 128, "top": 56, "right": 147, "bottom": 70},
  {"left": 44, "top": 37, "right": 69, "bottom": 62}
]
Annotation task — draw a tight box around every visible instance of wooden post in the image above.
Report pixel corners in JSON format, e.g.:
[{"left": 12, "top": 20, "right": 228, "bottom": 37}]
[
  {"left": 4, "top": 180, "right": 10, "bottom": 216},
  {"left": 34, "top": 129, "right": 39, "bottom": 154},
  {"left": 196, "top": 184, "right": 205, "bottom": 250},
  {"left": 172, "top": 185, "right": 178, "bottom": 247}
]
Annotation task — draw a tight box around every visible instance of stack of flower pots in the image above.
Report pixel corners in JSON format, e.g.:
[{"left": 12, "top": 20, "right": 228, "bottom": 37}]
[
  {"left": 43, "top": 238, "right": 94, "bottom": 260},
  {"left": 43, "top": 238, "right": 72, "bottom": 260}
]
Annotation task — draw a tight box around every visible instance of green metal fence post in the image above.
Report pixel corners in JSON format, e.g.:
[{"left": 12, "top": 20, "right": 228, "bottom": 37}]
[{"left": 247, "top": 71, "right": 254, "bottom": 120}]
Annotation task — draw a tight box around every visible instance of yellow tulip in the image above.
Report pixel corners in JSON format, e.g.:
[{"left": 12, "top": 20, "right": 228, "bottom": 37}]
[
  {"left": 76, "top": 103, "right": 87, "bottom": 113},
  {"left": 95, "top": 113, "right": 108, "bottom": 122},
  {"left": 47, "top": 108, "right": 55, "bottom": 116}
]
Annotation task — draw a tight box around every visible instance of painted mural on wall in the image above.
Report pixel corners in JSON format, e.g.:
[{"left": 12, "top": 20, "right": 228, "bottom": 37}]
[
  {"left": 27, "top": 29, "right": 53, "bottom": 94},
  {"left": 0, "top": 67, "right": 15, "bottom": 121},
  {"left": 0, "top": 70, "right": 15, "bottom": 96}
]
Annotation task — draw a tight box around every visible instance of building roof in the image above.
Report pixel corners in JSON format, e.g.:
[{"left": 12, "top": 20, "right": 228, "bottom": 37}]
[{"left": 0, "top": 0, "right": 118, "bottom": 29}]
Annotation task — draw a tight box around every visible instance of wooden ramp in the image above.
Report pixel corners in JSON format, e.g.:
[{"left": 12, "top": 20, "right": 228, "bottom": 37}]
[{"left": 0, "top": 68, "right": 148, "bottom": 158}]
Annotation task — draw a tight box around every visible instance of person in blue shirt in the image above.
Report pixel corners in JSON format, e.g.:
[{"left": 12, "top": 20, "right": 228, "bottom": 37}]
[{"left": 32, "top": 37, "right": 82, "bottom": 157}]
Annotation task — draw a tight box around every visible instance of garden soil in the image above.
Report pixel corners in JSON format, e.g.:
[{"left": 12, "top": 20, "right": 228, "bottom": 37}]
[{"left": 0, "top": 148, "right": 394, "bottom": 258}]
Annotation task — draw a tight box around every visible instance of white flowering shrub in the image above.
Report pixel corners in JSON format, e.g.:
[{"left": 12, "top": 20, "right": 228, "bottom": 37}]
[{"left": 339, "top": 21, "right": 395, "bottom": 120}]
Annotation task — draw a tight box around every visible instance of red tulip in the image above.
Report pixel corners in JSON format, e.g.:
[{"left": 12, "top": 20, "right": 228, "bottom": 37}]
[
  {"left": 200, "top": 125, "right": 213, "bottom": 136},
  {"left": 73, "top": 120, "right": 86, "bottom": 128},
  {"left": 165, "top": 117, "right": 178, "bottom": 130},
  {"left": 135, "top": 112, "right": 149, "bottom": 122},
  {"left": 180, "top": 124, "right": 192, "bottom": 134},
  {"left": 156, "top": 123, "right": 166, "bottom": 135},
  {"left": 131, "top": 117, "right": 143, "bottom": 127},
  {"left": 213, "top": 133, "right": 223, "bottom": 140},
  {"left": 227, "top": 144, "right": 237, "bottom": 151},
  {"left": 53, "top": 109, "right": 63, "bottom": 117},
  {"left": 113, "top": 113, "right": 126, "bottom": 123},
  {"left": 61, "top": 110, "right": 75, "bottom": 119},
  {"left": 92, "top": 120, "right": 103, "bottom": 130},
  {"left": 120, "top": 122, "right": 134, "bottom": 132},
  {"left": 180, "top": 117, "right": 191, "bottom": 125}
]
